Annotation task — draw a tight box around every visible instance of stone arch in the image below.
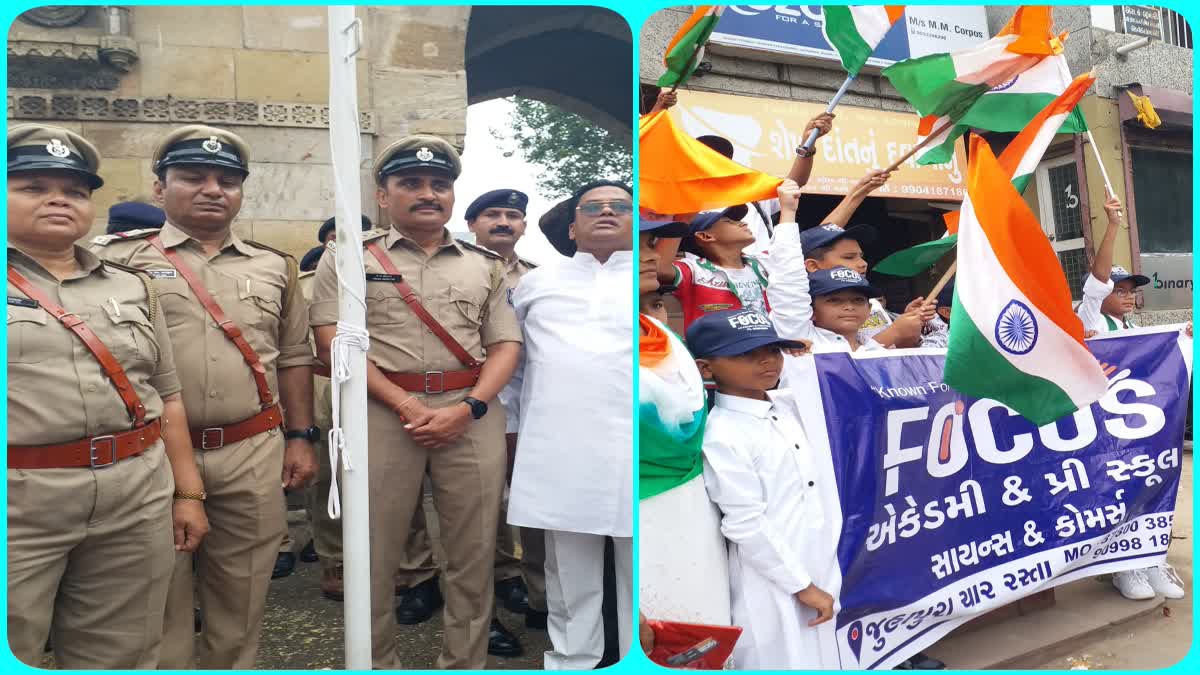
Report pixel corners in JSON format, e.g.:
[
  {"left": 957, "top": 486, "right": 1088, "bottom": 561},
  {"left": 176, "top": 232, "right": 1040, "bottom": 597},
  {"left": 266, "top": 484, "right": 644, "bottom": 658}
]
[{"left": 464, "top": 6, "right": 632, "bottom": 144}]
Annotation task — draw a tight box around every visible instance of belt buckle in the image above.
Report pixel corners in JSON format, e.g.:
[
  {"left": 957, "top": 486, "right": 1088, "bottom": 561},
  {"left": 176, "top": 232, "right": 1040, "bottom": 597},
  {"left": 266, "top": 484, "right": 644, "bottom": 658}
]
[
  {"left": 424, "top": 371, "right": 444, "bottom": 394},
  {"left": 201, "top": 427, "right": 225, "bottom": 450},
  {"left": 89, "top": 435, "right": 117, "bottom": 468}
]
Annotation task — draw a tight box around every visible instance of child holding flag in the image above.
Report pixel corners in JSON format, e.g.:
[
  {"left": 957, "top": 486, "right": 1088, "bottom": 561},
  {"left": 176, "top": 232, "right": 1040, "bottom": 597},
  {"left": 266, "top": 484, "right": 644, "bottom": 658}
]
[
  {"left": 1076, "top": 194, "right": 1190, "bottom": 601},
  {"left": 686, "top": 308, "right": 836, "bottom": 669}
]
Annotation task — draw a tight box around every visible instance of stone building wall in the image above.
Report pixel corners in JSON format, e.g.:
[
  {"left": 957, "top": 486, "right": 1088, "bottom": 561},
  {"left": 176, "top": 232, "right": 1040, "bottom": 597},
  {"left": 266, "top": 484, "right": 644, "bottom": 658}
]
[{"left": 8, "top": 5, "right": 470, "bottom": 259}]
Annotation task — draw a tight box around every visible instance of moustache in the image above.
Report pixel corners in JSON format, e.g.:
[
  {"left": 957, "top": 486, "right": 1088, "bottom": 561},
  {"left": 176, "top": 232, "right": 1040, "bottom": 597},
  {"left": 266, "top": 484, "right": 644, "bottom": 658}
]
[
  {"left": 489, "top": 226, "right": 514, "bottom": 235},
  {"left": 410, "top": 203, "right": 443, "bottom": 212}
]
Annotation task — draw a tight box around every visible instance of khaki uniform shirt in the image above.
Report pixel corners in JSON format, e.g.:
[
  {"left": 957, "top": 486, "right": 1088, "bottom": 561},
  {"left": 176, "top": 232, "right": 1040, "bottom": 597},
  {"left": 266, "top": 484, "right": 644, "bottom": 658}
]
[
  {"left": 89, "top": 221, "right": 312, "bottom": 429},
  {"left": 7, "top": 246, "right": 180, "bottom": 446},
  {"left": 308, "top": 227, "right": 522, "bottom": 373},
  {"left": 505, "top": 255, "right": 538, "bottom": 290}
]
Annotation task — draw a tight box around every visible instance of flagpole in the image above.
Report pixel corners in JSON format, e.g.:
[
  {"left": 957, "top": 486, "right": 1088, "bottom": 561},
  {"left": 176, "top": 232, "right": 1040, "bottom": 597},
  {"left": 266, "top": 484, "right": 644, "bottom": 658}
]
[
  {"left": 327, "top": 7, "right": 372, "bottom": 668},
  {"left": 1084, "top": 129, "right": 1117, "bottom": 197},
  {"left": 926, "top": 259, "right": 958, "bottom": 309},
  {"left": 799, "top": 74, "right": 857, "bottom": 151},
  {"left": 885, "top": 117, "right": 957, "bottom": 173}
]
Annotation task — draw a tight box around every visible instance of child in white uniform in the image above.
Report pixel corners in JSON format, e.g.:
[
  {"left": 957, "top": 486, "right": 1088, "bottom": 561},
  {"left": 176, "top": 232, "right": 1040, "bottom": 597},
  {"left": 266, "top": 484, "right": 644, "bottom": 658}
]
[{"left": 687, "top": 308, "right": 837, "bottom": 669}]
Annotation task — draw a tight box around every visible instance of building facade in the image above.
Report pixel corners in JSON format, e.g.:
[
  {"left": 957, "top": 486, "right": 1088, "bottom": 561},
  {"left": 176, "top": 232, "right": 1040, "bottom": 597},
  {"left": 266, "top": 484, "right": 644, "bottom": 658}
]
[
  {"left": 640, "top": 5, "right": 1192, "bottom": 324},
  {"left": 9, "top": 5, "right": 630, "bottom": 258}
]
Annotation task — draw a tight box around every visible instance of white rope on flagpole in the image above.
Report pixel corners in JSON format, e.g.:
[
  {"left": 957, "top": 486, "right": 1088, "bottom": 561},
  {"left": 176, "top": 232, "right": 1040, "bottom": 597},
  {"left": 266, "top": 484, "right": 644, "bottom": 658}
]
[{"left": 327, "top": 6, "right": 372, "bottom": 668}]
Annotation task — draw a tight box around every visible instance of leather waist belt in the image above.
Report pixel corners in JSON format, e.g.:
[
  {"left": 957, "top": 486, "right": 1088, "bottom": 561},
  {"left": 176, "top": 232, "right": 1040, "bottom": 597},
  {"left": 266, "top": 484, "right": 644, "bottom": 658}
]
[
  {"left": 312, "top": 364, "right": 479, "bottom": 394},
  {"left": 190, "top": 404, "right": 282, "bottom": 450},
  {"left": 9, "top": 419, "right": 162, "bottom": 469}
]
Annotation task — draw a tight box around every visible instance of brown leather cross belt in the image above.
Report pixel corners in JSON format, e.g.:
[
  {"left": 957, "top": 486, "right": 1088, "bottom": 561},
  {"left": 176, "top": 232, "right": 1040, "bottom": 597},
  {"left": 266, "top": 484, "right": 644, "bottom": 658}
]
[
  {"left": 9, "top": 418, "right": 162, "bottom": 469},
  {"left": 312, "top": 364, "right": 478, "bottom": 394},
  {"left": 190, "top": 404, "right": 283, "bottom": 450}
]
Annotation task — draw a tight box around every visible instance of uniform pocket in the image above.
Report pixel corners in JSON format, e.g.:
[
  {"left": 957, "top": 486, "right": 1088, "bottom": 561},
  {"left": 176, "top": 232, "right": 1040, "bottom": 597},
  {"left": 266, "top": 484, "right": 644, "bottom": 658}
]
[
  {"left": 7, "top": 306, "right": 50, "bottom": 364},
  {"left": 238, "top": 281, "right": 284, "bottom": 326},
  {"left": 101, "top": 301, "right": 159, "bottom": 364},
  {"left": 447, "top": 286, "right": 484, "bottom": 332},
  {"left": 366, "top": 290, "right": 410, "bottom": 328}
]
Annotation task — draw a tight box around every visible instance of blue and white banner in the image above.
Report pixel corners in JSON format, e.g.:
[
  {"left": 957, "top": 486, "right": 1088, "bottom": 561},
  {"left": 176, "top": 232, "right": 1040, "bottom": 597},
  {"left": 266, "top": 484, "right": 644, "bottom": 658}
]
[{"left": 796, "top": 325, "right": 1192, "bottom": 670}]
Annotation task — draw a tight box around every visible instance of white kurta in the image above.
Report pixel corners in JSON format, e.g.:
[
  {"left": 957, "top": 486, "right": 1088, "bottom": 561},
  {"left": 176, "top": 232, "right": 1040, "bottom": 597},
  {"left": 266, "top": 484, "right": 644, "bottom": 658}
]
[
  {"left": 702, "top": 390, "right": 840, "bottom": 670},
  {"left": 764, "top": 222, "right": 886, "bottom": 353},
  {"left": 506, "top": 251, "right": 633, "bottom": 537}
]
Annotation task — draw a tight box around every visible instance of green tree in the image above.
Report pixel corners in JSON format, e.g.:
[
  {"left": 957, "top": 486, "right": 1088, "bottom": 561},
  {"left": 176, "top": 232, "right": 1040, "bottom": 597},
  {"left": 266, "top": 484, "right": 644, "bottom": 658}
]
[{"left": 491, "top": 97, "right": 632, "bottom": 199}]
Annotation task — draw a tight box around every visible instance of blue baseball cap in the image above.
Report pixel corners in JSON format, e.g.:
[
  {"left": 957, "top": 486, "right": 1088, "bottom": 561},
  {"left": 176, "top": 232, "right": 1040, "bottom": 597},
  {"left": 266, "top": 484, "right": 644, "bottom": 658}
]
[
  {"left": 808, "top": 266, "right": 884, "bottom": 298},
  {"left": 639, "top": 208, "right": 689, "bottom": 237},
  {"left": 685, "top": 309, "right": 806, "bottom": 358},
  {"left": 1086, "top": 265, "right": 1150, "bottom": 288},
  {"left": 682, "top": 204, "right": 750, "bottom": 254},
  {"left": 800, "top": 222, "right": 877, "bottom": 252}
]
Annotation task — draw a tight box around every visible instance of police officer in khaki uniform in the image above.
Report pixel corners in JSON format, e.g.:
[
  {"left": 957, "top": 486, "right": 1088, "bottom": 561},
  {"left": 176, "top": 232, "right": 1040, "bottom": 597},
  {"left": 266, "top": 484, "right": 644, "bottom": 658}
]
[
  {"left": 464, "top": 189, "right": 548, "bottom": 630},
  {"left": 7, "top": 124, "right": 209, "bottom": 668},
  {"left": 310, "top": 135, "right": 522, "bottom": 668},
  {"left": 90, "top": 124, "right": 317, "bottom": 669}
]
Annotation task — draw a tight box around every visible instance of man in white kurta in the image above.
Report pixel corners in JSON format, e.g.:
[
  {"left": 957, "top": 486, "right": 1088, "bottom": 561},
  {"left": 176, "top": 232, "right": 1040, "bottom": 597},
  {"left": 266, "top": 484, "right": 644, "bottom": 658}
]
[{"left": 506, "top": 181, "right": 633, "bottom": 669}]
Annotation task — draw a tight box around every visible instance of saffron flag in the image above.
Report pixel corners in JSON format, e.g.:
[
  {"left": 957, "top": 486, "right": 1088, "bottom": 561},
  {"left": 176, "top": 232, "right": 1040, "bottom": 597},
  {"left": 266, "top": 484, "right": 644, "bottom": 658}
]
[
  {"left": 944, "top": 134, "right": 1108, "bottom": 425},
  {"left": 657, "top": 6, "right": 725, "bottom": 88},
  {"left": 821, "top": 5, "right": 906, "bottom": 77},
  {"left": 639, "top": 110, "right": 782, "bottom": 214}
]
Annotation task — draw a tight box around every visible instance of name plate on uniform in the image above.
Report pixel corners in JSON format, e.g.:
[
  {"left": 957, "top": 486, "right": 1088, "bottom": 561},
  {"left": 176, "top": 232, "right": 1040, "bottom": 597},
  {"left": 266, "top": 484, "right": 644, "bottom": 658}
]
[
  {"left": 7, "top": 296, "right": 38, "bottom": 308},
  {"left": 147, "top": 269, "right": 178, "bottom": 279},
  {"left": 366, "top": 273, "right": 404, "bottom": 282}
]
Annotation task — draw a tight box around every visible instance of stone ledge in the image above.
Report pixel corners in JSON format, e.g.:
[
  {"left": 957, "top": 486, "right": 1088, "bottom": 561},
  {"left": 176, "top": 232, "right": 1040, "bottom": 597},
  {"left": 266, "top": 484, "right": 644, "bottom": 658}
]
[{"left": 7, "top": 91, "right": 378, "bottom": 133}]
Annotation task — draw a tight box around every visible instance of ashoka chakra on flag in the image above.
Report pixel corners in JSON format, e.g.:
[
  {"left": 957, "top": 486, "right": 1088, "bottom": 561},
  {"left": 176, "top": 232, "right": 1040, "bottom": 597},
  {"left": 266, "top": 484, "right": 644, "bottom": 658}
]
[{"left": 995, "top": 299, "right": 1038, "bottom": 355}]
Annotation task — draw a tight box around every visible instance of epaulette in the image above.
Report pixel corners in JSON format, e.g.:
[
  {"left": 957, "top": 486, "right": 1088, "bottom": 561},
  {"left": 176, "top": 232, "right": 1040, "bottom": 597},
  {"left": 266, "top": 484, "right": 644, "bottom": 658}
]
[
  {"left": 298, "top": 269, "right": 316, "bottom": 280},
  {"left": 244, "top": 240, "right": 296, "bottom": 261},
  {"left": 90, "top": 228, "right": 159, "bottom": 246},
  {"left": 518, "top": 256, "right": 539, "bottom": 269},
  {"left": 100, "top": 259, "right": 151, "bottom": 278},
  {"left": 325, "top": 228, "right": 387, "bottom": 252},
  {"left": 457, "top": 239, "right": 504, "bottom": 261}
]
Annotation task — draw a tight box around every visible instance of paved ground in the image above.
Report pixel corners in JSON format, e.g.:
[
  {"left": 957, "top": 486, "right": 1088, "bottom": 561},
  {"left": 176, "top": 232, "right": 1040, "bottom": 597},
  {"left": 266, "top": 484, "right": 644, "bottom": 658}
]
[
  {"left": 255, "top": 493, "right": 550, "bottom": 669},
  {"left": 1026, "top": 451, "right": 1192, "bottom": 671}
]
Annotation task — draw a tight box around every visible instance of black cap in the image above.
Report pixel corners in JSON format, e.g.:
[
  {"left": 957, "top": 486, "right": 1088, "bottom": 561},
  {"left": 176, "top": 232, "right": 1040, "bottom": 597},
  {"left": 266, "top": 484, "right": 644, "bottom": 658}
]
[
  {"left": 465, "top": 189, "right": 529, "bottom": 221},
  {"left": 682, "top": 205, "right": 750, "bottom": 255},
  {"left": 7, "top": 124, "right": 104, "bottom": 189},
  {"left": 685, "top": 309, "right": 805, "bottom": 358},
  {"left": 107, "top": 202, "right": 165, "bottom": 234},
  {"left": 318, "top": 215, "right": 373, "bottom": 243},
  {"left": 808, "top": 266, "right": 883, "bottom": 299},
  {"left": 800, "top": 222, "right": 877, "bottom": 252},
  {"left": 153, "top": 125, "right": 251, "bottom": 177},
  {"left": 539, "top": 197, "right": 576, "bottom": 257}
]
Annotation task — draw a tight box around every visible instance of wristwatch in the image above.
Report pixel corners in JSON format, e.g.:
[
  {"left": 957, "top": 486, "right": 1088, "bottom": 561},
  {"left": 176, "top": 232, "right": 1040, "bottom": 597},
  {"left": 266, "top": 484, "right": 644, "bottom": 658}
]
[
  {"left": 284, "top": 426, "right": 321, "bottom": 442},
  {"left": 795, "top": 145, "right": 815, "bottom": 158},
  {"left": 462, "top": 397, "right": 488, "bottom": 420},
  {"left": 174, "top": 489, "right": 206, "bottom": 501}
]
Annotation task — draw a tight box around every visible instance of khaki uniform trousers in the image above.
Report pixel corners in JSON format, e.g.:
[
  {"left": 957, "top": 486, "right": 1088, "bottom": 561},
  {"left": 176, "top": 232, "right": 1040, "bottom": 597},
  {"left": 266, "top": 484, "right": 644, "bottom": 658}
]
[
  {"left": 158, "top": 429, "right": 285, "bottom": 669},
  {"left": 7, "top": 443, "right": 175, "bottom": 668},
  {"left": 366, "top": 393, "right": 505, "bottom": 669}
]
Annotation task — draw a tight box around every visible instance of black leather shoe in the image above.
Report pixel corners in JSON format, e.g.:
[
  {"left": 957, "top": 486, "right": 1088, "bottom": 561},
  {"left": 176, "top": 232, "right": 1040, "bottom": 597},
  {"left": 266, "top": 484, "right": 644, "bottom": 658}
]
[
  {"left": 299, "top": 539, "right": 319, "bottom": 563},
  {"left": 395, "top": 577, "right": 443, "bottom": 625},
  {"left": 272, "top": 552, "right": 297, "bottom": 579},
  {"left": 524, "top": 609, "right": 548, "bottom": 630},
  {"left": 194, "top": 607, "right": 202, "bottom": 633},
  {"left": 495, "top": 576, "right": 531, "bottom": 614},
  {"left": 488, "top": 618, "right": 523, "bottom": 657}
]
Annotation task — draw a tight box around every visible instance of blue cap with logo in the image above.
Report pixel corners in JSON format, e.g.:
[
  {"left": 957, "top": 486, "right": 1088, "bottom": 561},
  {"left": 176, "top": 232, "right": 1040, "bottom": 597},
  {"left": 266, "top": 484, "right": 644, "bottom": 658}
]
[
  {"left": 682, "top": 204, "right": 750, "bottom": 255},
  {"left": 1087, "top": 265, "right": 1150, "bottom": 288},
  {"left": 465, "top": 189, "right": 528, "bottom": 222},
  {"left": 800, "top": 222, "right": 877, "bottom": 252},
  {"left": 685, "top": 308, "right": 805, "bottom": 358},
  {"left": 808, "top": 266, "right": 883, "bottom": 298}
]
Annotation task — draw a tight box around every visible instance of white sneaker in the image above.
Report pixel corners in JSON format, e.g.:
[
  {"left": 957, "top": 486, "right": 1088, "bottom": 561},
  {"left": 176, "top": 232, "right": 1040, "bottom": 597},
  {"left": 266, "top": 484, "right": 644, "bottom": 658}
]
[
  {"left": 1145, "top": 564, "right": 1186, "bottom": 599},
  {"left": 1112, "top": 569, "right": 1156, "bottom": 600}
]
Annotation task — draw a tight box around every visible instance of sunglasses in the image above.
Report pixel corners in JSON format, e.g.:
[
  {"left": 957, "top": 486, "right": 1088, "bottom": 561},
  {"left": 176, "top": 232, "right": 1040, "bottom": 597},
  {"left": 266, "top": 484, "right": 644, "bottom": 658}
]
[{"left": 577, "top": 201, "right": 633, "bottom": 216}]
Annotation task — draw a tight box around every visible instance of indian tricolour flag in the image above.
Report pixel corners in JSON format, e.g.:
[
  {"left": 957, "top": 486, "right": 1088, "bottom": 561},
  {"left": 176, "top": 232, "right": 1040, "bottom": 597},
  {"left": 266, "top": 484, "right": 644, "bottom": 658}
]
[
  {"left": 657, "top": 6, "right": 725, "bottom": 88},
  {"left": 912, "top": 53, "right": 1083, "bottom": 165},
  {"left": 639, "top": 315, "right": 706, "bottom": 500},
  {"left": 821, "top": 5, "right": 905, "bottom": 76},
  {"left": 944, "top": 134, "right": 1108, "bottom": 426},
  {"left": 879, "top": 70, "right": 1097, "bottom": 277}
]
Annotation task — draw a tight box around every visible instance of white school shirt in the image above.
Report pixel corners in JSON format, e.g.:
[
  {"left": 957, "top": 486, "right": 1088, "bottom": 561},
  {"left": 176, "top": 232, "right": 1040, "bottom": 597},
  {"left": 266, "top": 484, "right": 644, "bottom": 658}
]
[
  {"left": 1076, "top": 273, "right": 1137, "bottom": 333},
  {"left": 505, "top": 250, "right": 633, "bottom": 537},
  {"left": 702, "top": 389, "right": 838, "bottom": 669},
  {"left": 764, "top": 222, "right": 887, "bottom": 353}
]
